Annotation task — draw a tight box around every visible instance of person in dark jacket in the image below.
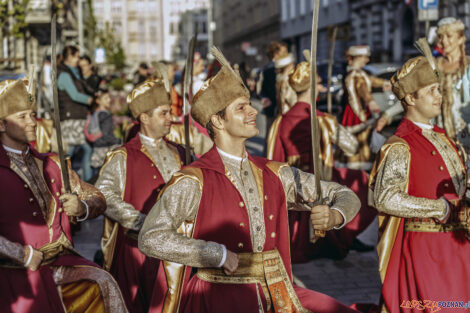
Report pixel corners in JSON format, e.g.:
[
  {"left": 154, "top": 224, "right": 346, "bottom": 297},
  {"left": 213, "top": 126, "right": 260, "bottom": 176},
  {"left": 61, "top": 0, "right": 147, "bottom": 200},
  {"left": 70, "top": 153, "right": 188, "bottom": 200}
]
[
  {"left": 89, "top": 89, "right": 121, "bottom": 173},
  {"left": 260, "top": 41, "right": 287, "bottom": 140},
  {"left": 79, "top": 55, "right": 102, "bottom": 95},
  {"left": 58, "top": 45, "right": 93, "bottom": 181}
]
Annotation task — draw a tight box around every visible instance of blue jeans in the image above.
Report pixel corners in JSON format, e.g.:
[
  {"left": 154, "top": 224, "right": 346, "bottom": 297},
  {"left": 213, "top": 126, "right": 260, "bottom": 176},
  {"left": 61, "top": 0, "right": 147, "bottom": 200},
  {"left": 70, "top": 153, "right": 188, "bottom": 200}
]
[{"left": 69, "top": 142, "right": 93, "bottom": 182}]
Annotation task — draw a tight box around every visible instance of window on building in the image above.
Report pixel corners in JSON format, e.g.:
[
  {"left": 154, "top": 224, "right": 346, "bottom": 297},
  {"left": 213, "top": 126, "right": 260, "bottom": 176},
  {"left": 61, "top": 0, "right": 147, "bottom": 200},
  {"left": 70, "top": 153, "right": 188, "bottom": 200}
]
[
  {"left": 94, "top": 2, "right": 104, "bottom": 15},
  {"left": 290, "top": 0, "right": 296, "bottom": 19},
  {"left": 281, "top": 0, "right": 288, "bottom": 21},
  {"left": 148, "top": 1, "right": 157, "bottom": 12},
  {"left": 170, "top": 22, "right": 175, "bottom": 34},
  {"left": 202, "top": 21, "right": 207, "bottom": 33},
  {"left": 138, "top": 20, "right": 146, "bottom": 39},
  {"left": 139, "top": 42, "right": 146, "bottom": 58},
  {"left": 150, "top": 43, "right": 158, "bottom": 56},
  {"left": 111, "top": 1, "right": 121, "bottom": 14},
  {"left": 137, "top": 1, "right": 145, "bottom": 13},
  {"left": 149, "top": 21, "right": 157, "bottom": 38},
  {"left": 112, "top": 20, "right": 122, "bottom": 34},
  {"left": 300, "top": 0, "right": 306, "bottom": 15}
]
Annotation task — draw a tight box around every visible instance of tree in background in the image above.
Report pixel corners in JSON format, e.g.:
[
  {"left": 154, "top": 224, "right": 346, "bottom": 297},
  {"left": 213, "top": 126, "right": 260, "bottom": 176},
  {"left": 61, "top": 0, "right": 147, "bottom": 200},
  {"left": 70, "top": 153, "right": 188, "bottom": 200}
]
[{"left": 96, "top": 22, "right": 126, "bottom": 70}]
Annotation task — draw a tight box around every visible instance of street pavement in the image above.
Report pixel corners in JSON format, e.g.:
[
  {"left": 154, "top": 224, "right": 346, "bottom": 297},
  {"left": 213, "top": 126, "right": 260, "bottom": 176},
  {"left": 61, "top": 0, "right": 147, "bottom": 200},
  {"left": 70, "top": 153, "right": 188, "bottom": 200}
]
[{"left": 74, "top": 100, "right": 381, "bottom": 306}]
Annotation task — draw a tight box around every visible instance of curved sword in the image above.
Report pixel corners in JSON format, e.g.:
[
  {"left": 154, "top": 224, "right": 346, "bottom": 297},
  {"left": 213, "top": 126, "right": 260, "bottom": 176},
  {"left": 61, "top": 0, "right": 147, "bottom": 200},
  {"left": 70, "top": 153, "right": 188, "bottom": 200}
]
[
  {"left": 183, "top": 25, "right": 198, "bottom": 165},
  {"left": 309, "top": 0, "right": 326, "bottom": 240}
]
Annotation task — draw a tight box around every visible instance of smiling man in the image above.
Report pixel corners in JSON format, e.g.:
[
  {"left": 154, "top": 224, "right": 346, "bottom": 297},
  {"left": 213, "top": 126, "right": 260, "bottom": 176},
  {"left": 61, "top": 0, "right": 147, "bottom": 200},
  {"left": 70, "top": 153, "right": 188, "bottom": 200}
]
[
  {"left": 0, "top": 78, "right": 127, "bottom": 312},
  {"left": 138, "top": 47, "right": 361, "bottom": 313},
  {"left": 371, "top": 55, "right": 470, "bottom": 313},
  {"left": 96, "top": 78, "right": 186, "bottom": 313}
]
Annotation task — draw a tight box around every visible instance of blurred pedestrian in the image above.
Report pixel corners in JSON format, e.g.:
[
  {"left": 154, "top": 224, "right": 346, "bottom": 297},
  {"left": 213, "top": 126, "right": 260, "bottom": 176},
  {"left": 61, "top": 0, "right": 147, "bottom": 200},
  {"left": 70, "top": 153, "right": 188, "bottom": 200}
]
[
  {"left": 87, "top": 89, "right": 121, "bottom": 175},
  {"left": 259, "top": 41, "right": 287, "bottom": 140},
  {"left": 338, "top": 45, "right": 391, "bottom": 171},
  {"left": 133, "top": 62, "right": 150, "bottom": 86},
  {"left": 58, "top": 45, "right": 93, "bottom": 181},
  {"left": 274, "top": 51, "right": 296, "bottom": 115},
  {"left": 79, "top": 55, "right": 102, "bottom": 95},
  {"left": 96, "top": 78, "right": 187, "bottom": 313}
]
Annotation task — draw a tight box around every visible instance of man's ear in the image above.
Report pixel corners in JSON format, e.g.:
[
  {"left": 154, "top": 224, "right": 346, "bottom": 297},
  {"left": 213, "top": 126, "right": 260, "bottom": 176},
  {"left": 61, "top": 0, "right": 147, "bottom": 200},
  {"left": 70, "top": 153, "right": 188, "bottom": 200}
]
[
  {"left": 139, "top": 112, "right": 148, "bottom": 125},
  {"left": 404, "top": 94, "right": 415, "bottom": 107},
  {"left": 210, "top": 114, "right": 224, "bottom": 131},
  {"left": 0, "top": 119, "right": 6, "bottom": 133}
]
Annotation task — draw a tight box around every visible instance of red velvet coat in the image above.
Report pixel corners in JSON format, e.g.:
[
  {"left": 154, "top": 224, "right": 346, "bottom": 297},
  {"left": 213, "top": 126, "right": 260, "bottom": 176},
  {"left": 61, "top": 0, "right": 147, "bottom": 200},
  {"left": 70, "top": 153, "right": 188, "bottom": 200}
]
[
  {"left": 272, "top": 102, "right": 376, "bottom": 261},
  {"left": 150, "top": 147, "right": 360, "bottom": 313},
  {"left": 380, "top": 118, "right": 470, "bottom": 313},
  {"left": 0, "top": 145, "right": 97, "bottom": 313},
  {"left": 109, "top": 134, "right": 185, "bottom": 313}
]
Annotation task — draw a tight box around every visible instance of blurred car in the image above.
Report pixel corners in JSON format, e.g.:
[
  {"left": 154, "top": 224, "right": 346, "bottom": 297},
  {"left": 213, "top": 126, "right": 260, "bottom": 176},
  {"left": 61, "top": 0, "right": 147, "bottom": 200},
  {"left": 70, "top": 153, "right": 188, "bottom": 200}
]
[{"left": 316, "top": 60, "right": 347, "bottom": 115}]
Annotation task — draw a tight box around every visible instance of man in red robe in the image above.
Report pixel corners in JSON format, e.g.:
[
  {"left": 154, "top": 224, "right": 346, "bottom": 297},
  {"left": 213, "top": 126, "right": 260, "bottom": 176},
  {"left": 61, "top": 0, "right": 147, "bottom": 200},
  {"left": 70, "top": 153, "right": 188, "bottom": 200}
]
[
  {"left": 370, "top": 55, "right": 470, "bottom": 312},
  {"left": 338, "top": 45, "right": 391, "bottom": 170},
  {"left": 268, "top": 61, "right": 376, "bottom": 262},
  {"left": 139, "top": 47, "right": 361, "bottom": 313},
  {"left": 0, "top": 78, "right": 127, "bottom": 312},
  {"left": 96, "top": 78, "right": 186, "bottom": 313}
]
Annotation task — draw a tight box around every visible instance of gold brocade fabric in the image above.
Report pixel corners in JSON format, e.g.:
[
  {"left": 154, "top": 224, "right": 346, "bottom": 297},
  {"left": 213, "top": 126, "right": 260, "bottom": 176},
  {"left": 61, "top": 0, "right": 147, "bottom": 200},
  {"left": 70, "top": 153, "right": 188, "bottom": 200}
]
[
  {"left": 61, "top": 280, "right": 105, "bottom": 313},
  {"left": 165, "top": 123, "right": 213, "bottom": 156},
  {"left": 436, "top": 56, "right": 470, "bottom": 140},
  {"left": 369, "top": 131, "right": 467, "bottom": 282},
  {"left": 335, "top": 127, "right": 372, "bottom": 171},
  {"left": 266, "top": 115, "right": 283, "bottom": 161},
  {"left": 35, "top": 119, "right": 54, "bottom": 153},
  {"left": 197, "top": 249, "right": 311, "bottom": 313}
]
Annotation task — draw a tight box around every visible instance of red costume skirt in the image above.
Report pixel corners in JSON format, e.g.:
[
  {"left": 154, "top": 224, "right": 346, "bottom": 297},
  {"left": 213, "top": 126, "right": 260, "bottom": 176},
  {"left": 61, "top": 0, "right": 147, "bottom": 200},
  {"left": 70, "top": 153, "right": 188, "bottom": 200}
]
[
  {"left": 289, "top": 167, "right": 377, "bottom": 263},
  {"left": 341, "top": 105, "right": 370, "bottom": 126},
  {"left": 181, "top": 276, "right": 359, "bottom": 313},
  {"left": 393, "top": 230, "right": 470, "bottom": 313},
  {"left": 110, "top": 232, "right": 160, "bottom": 313}
]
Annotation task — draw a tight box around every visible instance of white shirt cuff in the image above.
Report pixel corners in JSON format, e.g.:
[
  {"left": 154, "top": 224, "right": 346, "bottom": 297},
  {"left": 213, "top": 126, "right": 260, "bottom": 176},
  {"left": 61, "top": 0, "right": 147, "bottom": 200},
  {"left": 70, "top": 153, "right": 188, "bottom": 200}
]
[
  {"left": 331, "top": 207, "right": 347, "bottom": 230},
  {"left": 77, "top": 200, "right": 89, "bottom": 222},
  {"left": 217, "top": 244, "right": 227, "bottom": 268},
  {"left": 24, "top": 245, "right": 33, "bottom": 267},
  {"left": 438, "top": 199, "right": 450, "bottom": 222}
]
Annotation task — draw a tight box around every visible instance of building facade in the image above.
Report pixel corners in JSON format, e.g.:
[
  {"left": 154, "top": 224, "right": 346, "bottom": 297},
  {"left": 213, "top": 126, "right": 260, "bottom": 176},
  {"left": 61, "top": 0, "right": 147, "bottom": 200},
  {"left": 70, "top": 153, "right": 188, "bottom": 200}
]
[
  {"left": 174, "top": 8, "right": 209, "bottom": 61},
  {"left": 213, "top": 0, "right": 281, "bottom": 68},
  {"left": 280, "top": 0, "right": 350, "bottom": 64},
  {"left": 93, "top": 0, "right": 208, "bottom": 65}
]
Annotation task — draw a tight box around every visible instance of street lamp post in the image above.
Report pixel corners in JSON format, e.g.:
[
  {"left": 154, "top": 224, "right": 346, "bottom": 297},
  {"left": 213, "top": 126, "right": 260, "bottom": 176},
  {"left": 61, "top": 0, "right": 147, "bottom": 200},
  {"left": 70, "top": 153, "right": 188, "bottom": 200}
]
[{"left": 78, "top": 0, "right": 84, "bottom": 53}]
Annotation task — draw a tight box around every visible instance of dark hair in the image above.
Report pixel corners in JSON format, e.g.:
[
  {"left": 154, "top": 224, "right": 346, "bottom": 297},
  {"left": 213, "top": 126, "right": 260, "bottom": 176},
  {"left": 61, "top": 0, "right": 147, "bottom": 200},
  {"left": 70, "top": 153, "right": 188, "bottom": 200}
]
[
  {"left": 206, "top": 108, "right": 227, "bottom": 140},
  {"left": 137, "top": 107, "right": 157, "bottom": 123},
  {"left": 139, "top": 62, "right": 149, "bottom": 70},
  {"left": 91, "top": 88, "right": 109, "bottom": 112},
  {"left": 80, "top": 55, "right": 92, "bottom": 64},
  {"left": 266, "top": 41, "right": 286, "bottom": 60},
  {"left": 62, "top": 45, "right": 79, "bottom": 63}
]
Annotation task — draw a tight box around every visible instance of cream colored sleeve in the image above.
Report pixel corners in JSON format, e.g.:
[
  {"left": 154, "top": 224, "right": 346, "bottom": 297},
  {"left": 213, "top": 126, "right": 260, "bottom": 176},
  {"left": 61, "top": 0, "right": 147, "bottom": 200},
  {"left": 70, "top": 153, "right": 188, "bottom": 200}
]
[
  {"left": 95, "top": 152, "right": 146, "bottom": 231},
  {"left": 373, "top": 143, "right": 447, "bottom": 218},
  {"left": 0, "top": 236, "right": 25, "bottom": 265},
  {"left": 279, "top": 166, "right": 361, "bottom": 225},
  {"left": 138, "top": 177, "right": 225, "bottom": 268}
]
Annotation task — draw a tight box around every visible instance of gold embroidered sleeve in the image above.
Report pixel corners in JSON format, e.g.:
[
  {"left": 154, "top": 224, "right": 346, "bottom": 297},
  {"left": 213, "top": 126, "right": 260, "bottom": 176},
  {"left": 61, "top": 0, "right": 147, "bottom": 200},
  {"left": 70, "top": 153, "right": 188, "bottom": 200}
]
[
  {"left": 332, "top": 124, "right": 358, "bottom": 156},
  {"left": 0, "top": 235, "right": 24, "bottom": 265},
  {"left": 69, "top": 165, "right": 106, "bottom": 220},
  {"left": 95, "top": 152, "right": 146, "bottom": 231},
  {"left": 345, "top": 74, "right": 367, "bottom": 122},
  {"left": 356, "top": 76, "right": 374, "bottom": 104},
  {"left": 373, "top": 143, "right": 447, "bottom": 218},
  {"left": 369, "top": 75, "right": 386, "bottom": 88},
  {"left": 139, "top": 177, "right": 225, "bottom": 268},
  {"left": 279, "top": 166, "right": 361, "bottom": 224}
]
